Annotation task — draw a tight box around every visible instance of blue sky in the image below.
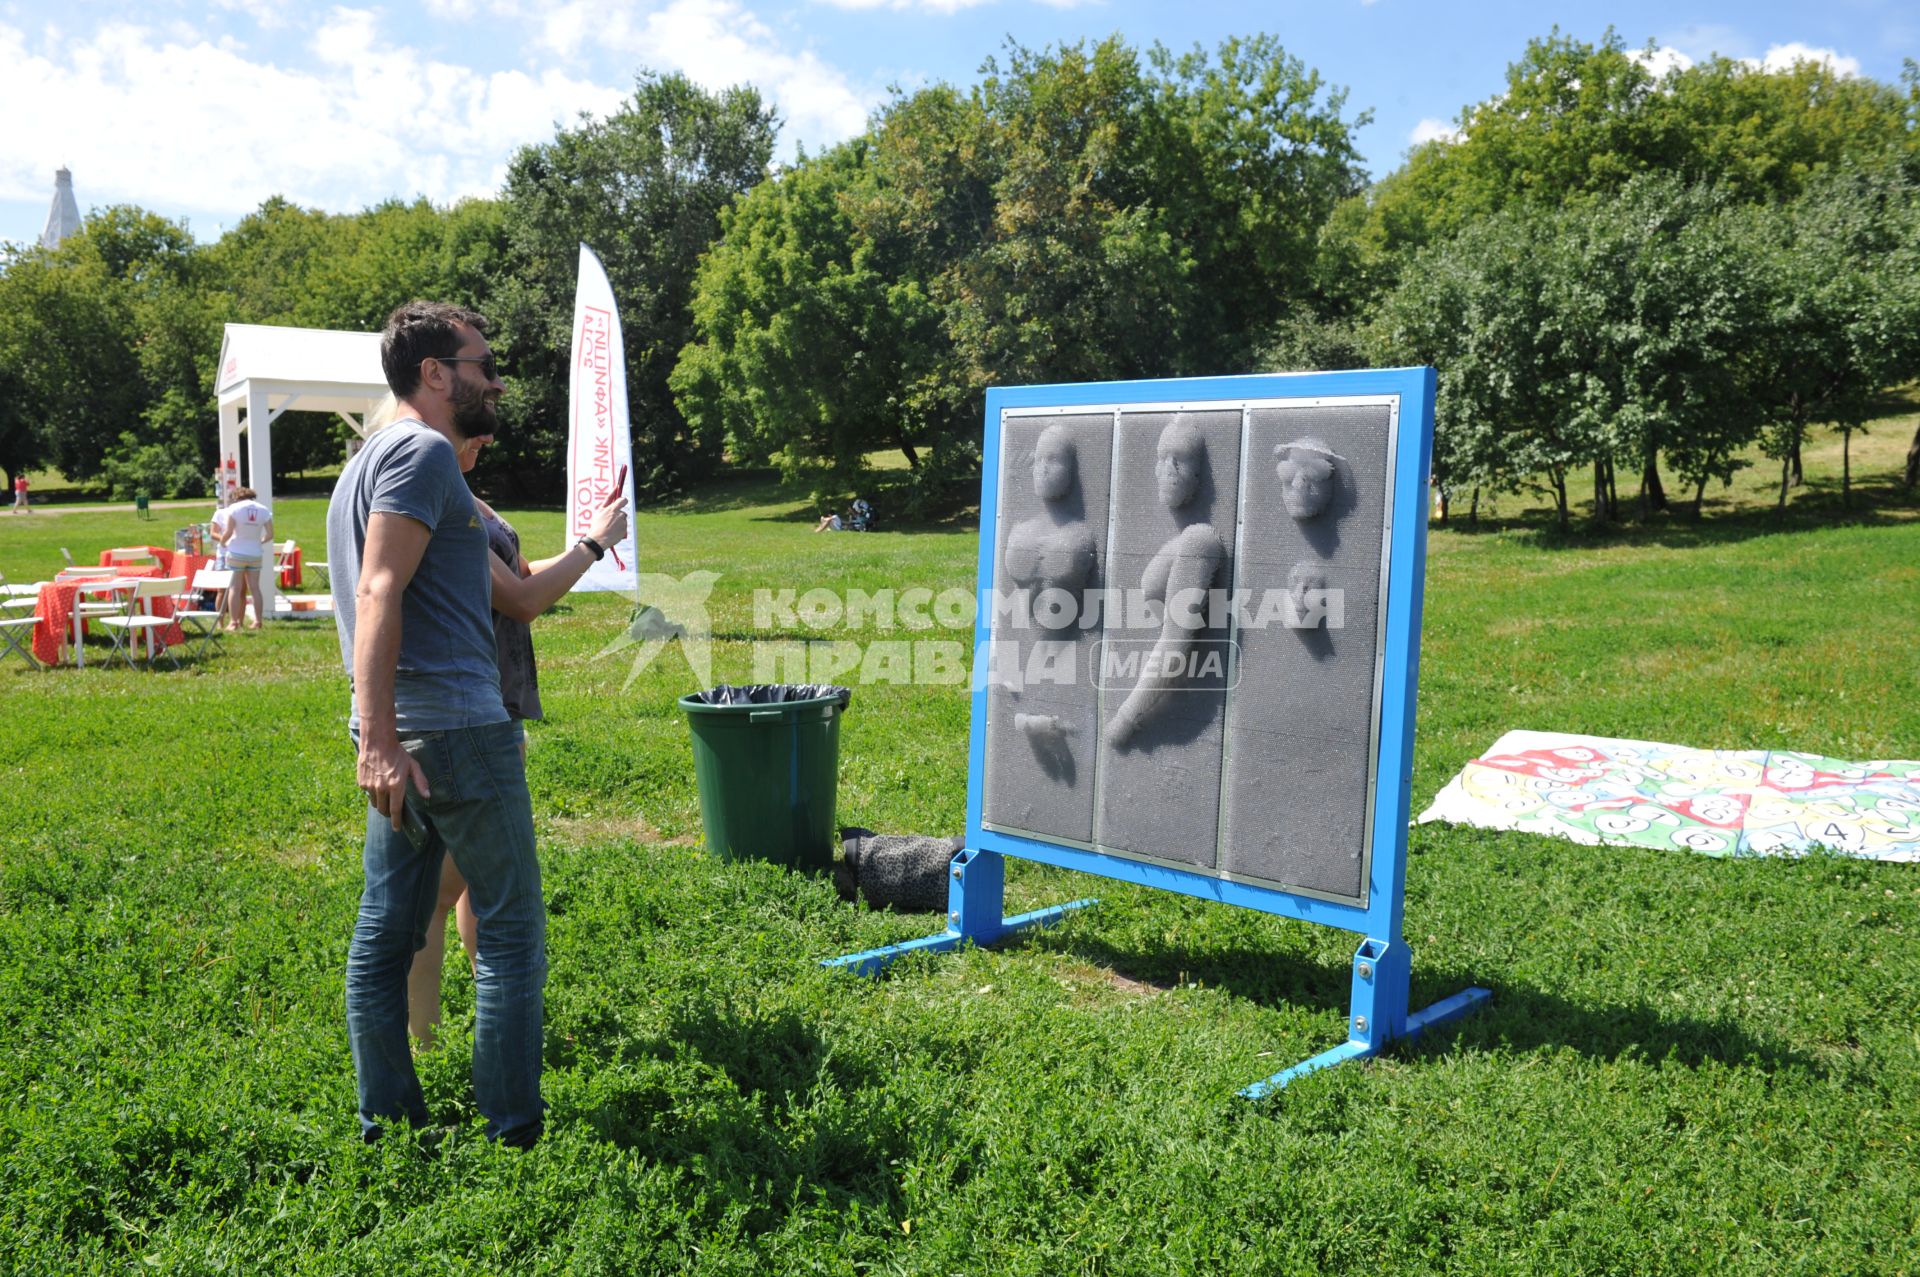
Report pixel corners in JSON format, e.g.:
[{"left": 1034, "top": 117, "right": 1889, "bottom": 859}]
[{"left": 1, "top": 0, "right": 1911, "bottom": 248}]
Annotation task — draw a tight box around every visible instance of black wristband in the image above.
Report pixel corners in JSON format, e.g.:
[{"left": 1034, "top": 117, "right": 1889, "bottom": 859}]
[{"left": 578, "top": 536, "right": 605, "bottom": 561}]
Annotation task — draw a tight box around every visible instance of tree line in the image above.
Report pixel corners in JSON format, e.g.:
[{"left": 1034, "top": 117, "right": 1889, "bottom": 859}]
[{"left": 1, "top": 31, "right": 1916, "bottom": 520}]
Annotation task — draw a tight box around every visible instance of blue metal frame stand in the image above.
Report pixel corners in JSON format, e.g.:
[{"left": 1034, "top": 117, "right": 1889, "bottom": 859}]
[
  {"left": 1239, "top": 937, "right": 1490, "bottom": 1100},
  {"left": 822, "top": 847, "right": 1096, "bottom": 978},
  {"left": 823, "top": 368, "right": 1491, "bottom": 1097}
]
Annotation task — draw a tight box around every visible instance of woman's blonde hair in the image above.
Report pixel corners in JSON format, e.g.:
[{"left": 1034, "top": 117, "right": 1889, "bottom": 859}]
[{"left": 365, "top": 392, "right": 400, "bottom": 433}]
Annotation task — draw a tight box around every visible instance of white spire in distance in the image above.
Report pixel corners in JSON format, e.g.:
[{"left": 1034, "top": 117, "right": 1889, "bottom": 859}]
[{"left": 40, "top": 167, "right": 82, "bottom": 249}]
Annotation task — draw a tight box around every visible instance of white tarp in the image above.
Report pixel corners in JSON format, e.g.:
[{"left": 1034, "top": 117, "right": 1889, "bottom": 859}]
[{"left": 565, "top": 244, "right": 638, "bottom": 593}]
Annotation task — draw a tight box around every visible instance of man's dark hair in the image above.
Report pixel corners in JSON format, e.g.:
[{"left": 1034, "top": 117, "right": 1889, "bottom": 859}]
[{"left": 381, "top": 301, "right": 488, "bottom": 397}]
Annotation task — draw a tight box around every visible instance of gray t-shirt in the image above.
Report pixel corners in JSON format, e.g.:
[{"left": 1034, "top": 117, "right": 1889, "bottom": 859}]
[{"left": 326, "top": 420, "right": 506, "bottom": 732}]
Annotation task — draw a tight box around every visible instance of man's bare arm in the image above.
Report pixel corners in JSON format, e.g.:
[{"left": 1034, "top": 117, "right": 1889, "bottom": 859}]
[{"left": 354, "top": 511, "right": 432, "bottom": 830}]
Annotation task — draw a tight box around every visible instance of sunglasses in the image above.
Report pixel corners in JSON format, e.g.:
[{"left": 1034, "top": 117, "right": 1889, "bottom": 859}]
[{"left": 429, "top": 353, "right": 501, "bottom": 379}]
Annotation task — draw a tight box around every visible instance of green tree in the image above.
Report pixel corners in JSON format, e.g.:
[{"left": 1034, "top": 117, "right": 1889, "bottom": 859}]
[
  {"left": 1333, "top": 30, "right": 1916, "bottom": 303},
  {"left": 0, "top": 207, "right": 197, "bottom": 484},
  {"left": 0, "top": 361, "right": 42, "bottom": 491},
  {"left": 672, "top": 141, "right": 942, "bottom": 483},
  {"left": 297, "top": 198, "right": 507, "bottom": 333},
  {"left": 1659, "top": 55, "right": 1914, "bottom": 200},
  {"left": 202, "top": 194, "right": 512, "bottom": 488},
  {"left": 1740, "top": 167, "right": 1920, "bottom": 509},
  {"left": 1549, "top": 179, "right": 1768, "bottom": 519},
  {"left": 678, "top": 34, "right": 1365, "bottom": 512},
  {"left": 495, "top": 72, "right": 777, "bottom": 499},
  {"left": 1371, "top": 206, "right": 1593, "bottom": 528},
  {"left": 201, "top": 196, "right": 341, "bottom": 326},
  {"left": 915, "top": 35, "right": 1363, "bottom": 386}
]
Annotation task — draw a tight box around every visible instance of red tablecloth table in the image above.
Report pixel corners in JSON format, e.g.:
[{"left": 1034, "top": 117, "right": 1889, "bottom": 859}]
[
  {"left": 33, "top": 570, "right": 185, "bottom": 665},
  {"left": 31, "top": 582, "right": 86, "bottom": 665},
  {"left": 99, "top": 545, "right": 170, "bottom": 567},
  {"left": 165, "top": 551, "right": 211, "bottom": 583},
  {"left": 278, "top": 545, "right": 303, "bottom": 589}
]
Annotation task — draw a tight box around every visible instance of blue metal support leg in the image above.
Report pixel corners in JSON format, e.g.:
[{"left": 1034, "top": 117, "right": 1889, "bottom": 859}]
[
  {"left": 823, "top": 846, "right": 1097, "bottom": 977},
  {"left": 1239, "top": 936, "right": 1490, "bottom": 1100}
]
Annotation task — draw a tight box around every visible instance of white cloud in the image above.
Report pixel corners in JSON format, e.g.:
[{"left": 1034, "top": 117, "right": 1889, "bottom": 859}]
[
  {"left": 1754, "top": 42, "right": 1860, "bottom": 78},
  {"left": 1656, "top": 27, "right": 1861, "bottom": 80},
  {"left": 0, "top": 0, "right": 892, "bottom": 236},
  {"left": 808, "top": 0, "right": 1104, "bottom": 11},
  {"left": 211, "top": 0, "right": 296, "bottom": 28},
  {"left": 812, "top": 0, "right": 994, "bottom": 9},
  {"left": 434, "top": 0, "right": 881, "bottom": 153},
  {"left": 1658, "top": 23, "right": 1752, "bottom": 63},
  {"left": 536, "top": 1, "right": 598, "bottom": 57},
  {"left": 581, "top": 0, "right": 880, "bottom": 150},
  {"left": 0, "top": 18, "right": 625, "bottom": 224},
  {"left": 1628, "top": 46, "right": 1693, "bottom": 79},
  {"left": 1408, "top": 117, "right": 1460, "bottom": 147}
]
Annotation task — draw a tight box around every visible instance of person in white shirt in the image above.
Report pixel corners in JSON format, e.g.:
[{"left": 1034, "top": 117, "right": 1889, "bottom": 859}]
[
  {"left": 209, "top": 500, "right": 233, "bottom": 570},
  {"left": 216, "top": 487, "right": 274, "bottom": 631}
]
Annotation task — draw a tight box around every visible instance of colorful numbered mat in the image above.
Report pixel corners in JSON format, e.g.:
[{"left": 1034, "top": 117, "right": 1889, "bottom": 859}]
[{"left": 1418, "top": 730, "right": 1920, "bottom": 862}]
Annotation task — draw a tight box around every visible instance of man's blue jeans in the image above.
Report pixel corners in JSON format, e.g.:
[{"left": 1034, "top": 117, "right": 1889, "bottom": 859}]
[{"left": 345, "top": 719, "right": 546, "bottom": 1145}]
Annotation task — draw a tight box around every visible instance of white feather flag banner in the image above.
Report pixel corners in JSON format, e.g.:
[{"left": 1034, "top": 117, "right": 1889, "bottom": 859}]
[{"left": 566, "top": 242, "right": 638, "bottom": 592}]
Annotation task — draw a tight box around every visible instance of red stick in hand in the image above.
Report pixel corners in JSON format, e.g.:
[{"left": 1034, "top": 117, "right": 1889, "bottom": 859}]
[{"left": 604, "top": 463, "right": 629, "bottom": 569}]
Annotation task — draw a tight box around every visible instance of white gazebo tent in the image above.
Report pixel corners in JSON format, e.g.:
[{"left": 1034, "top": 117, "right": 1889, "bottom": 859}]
[{"left": 214, "top": 323, "right": 388, "bottom": 620}]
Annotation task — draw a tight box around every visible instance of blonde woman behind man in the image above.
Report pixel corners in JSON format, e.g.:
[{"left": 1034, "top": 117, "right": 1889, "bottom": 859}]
[{"left": 365, "top": 394, "right": 632, "bottom": 1048}]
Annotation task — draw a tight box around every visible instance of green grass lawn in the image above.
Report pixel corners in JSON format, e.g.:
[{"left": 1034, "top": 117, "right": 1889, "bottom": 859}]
[{"left": 0, "top": 438, "right": 1916, "bottom": 1274}]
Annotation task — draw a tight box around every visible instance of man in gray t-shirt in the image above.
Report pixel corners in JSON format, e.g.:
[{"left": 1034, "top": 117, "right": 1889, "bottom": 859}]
[{"left": 327, "top": 300, "right": 546, "bottom": 1147}]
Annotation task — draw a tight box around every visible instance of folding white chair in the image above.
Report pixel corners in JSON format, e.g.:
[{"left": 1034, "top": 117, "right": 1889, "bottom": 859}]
[
  {"left": 96, "top": 576, "right": 187, "bottom": 671},
  {"left": 273, "top": 540, "right": 298, "bottom": 588},
  {"left": 64, "top": 577, "right": 137, "bottom": 666},
  {"left": 0, "top": 571, "right": 42, "bottom": 614},
  {"left": 107, "top": 547, "right": 158, "bottom": 566},
  {"left": 58, "top": 566, "right": 117, "bottom": 580},
  {"left": 0, "top": 614, "right": 41, "bottom": 668},
  {"left": 170, "top": 568, "right": 231, "bottom": 660}
]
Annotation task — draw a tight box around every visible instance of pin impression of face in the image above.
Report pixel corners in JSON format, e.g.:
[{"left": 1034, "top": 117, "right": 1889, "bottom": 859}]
[
  {"left": 1031, "top": 425, "right": 1077, "bottom": 502},
  {"left": 1285, "top": 560, "right": 1328, "bottom": 629},
  {"left": 1154, "top": 420, "right": 1205, "bottom": 510},
  {"left": 1274, "top": 437, "right": 1338, "bottom": 520}
]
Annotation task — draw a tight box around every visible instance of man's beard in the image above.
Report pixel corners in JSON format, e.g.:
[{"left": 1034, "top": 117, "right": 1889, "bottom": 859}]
[{"left": 450, "top": 378, "right": 497, "bottom": 439}]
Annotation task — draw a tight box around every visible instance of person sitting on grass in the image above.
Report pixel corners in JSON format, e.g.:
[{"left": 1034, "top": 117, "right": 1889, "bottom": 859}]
[{"left": 814, "top": 498, "right": 872, "bottom": 533}]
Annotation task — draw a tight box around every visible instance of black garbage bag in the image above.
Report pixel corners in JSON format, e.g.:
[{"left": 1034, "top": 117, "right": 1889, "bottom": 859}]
[{"left": 686, "top": 684, "right": 852, "bottom": 708}]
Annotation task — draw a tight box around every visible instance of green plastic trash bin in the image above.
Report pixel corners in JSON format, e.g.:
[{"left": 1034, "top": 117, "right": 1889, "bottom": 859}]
[{"left": 680, "top": 684, "right": 852, "bottom": 872}]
